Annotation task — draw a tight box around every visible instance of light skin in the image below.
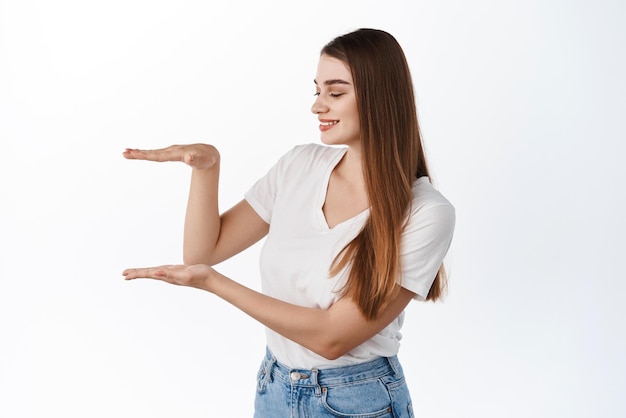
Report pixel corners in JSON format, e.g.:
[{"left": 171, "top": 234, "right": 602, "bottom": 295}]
[
  {"left": 122, "top": 54, "right": 414, "bottom": 360},
  {"left": 313, "top": 54, "right": 369, "bottom": 227}
]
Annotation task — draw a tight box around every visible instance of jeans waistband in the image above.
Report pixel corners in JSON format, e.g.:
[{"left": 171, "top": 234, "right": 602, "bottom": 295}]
[{"left": 262, "top": 347, "right": 403, "bottom": 387}]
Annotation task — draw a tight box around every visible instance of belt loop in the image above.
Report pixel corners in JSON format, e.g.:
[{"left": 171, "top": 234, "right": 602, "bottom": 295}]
[
  {"left": 267, "top": 356, "right": 277, "bottom": 383},
  {"left": 312, "top": 369, "right": 322, "bottom": 396},
  {"left": 387, "top": 356, "right": 400, "bottom": 378}
]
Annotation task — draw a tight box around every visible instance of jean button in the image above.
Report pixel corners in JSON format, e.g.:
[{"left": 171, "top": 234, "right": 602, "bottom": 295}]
[{"left": 290, "top": 371, "right": 301, "bottom": 381}]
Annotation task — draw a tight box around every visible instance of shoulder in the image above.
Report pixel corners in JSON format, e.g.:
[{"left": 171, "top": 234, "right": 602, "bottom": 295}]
[
  {"left": 275, "top": 143, "right": 346, "bottom": 172},
  {"left": 399, "top": 177, "right": 455, "bottom": 299},
  {"left": 411, "top": 177, "right": 454, "bottom": 213},
  {"left": 405, "top": 177, "right": 456, "bottom": 231},
  {"left": 285, "top": 143, "right": 346, "bottom": 162}
]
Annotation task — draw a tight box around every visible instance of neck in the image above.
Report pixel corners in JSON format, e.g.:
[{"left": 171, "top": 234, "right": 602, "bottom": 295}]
[{"left": 336, "top": 145, "right": 365, "bottom": 188}]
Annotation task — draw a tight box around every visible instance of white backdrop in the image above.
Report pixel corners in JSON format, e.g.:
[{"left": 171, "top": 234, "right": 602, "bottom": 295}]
[{"left": 1, "top": 0, "right": 624, "bottom": 417}]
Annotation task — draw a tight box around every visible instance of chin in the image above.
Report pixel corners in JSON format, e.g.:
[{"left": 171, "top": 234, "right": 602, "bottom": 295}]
[
  {"left": 320, "top": 137, "right": 339, "bottom": 146},
  {"left": 320, "top": 135, "right": 359, "bottom": 148},
  {"left": 320, "top": 134, "right": 346, "bottom": 146}
]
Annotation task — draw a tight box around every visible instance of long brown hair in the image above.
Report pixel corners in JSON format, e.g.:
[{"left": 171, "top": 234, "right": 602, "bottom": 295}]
[{"left": 324, "top": 28, "right": 447, "bottom": 320}]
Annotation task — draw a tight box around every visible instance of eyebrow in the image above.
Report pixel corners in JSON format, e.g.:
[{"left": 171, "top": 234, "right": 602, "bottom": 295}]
[{"left": 313, "top": 79, "right": 351, "bottom": 86}]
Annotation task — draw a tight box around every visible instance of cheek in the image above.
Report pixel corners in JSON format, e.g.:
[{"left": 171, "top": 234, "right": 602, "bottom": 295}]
[
  {"left": 351, "top": 102, "right": 360, "bottom": 123},
  {"left": 343, "top": 102, "right": 359, "bottom": 123},
  {"left": 349, "top": 109, "right": 360, "bottom": 128}
]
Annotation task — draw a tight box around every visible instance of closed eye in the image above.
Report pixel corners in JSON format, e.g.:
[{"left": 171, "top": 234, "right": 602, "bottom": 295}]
[{"left": 313, "top": 92, "right": 345, "bottom": 98}]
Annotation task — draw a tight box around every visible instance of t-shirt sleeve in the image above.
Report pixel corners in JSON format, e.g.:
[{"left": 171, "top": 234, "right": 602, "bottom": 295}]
[
  {"left": 399, "top": 202, "right": 456, "bottom": 300},
  {"left": 243, "top": 145, "right": 303, "bottom": 224}
]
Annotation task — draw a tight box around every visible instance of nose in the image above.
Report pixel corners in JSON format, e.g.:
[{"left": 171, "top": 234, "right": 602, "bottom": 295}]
[{"left": 311, "top": 95, "right": 328, "bottom": 114}]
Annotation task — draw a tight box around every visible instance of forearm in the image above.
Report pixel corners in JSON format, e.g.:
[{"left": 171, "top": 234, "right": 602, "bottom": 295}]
[
  {"left": 208, "top": 270, "right": 348, "bottom": 360},
  {"left": 183, "top": 165, "right": 221, "bottom": 265},
  {"left": 123, "top": 263, "right": 413, "bottom": 360}
]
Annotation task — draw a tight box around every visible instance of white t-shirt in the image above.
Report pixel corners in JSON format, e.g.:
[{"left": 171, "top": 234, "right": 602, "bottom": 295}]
[{"left": 244, "top": 143, "right": 455, "bottom": 369}]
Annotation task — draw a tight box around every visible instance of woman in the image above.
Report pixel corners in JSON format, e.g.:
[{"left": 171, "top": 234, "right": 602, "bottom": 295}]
[{"left": 123, "top": 28, "right": 455, "bottom": 418}]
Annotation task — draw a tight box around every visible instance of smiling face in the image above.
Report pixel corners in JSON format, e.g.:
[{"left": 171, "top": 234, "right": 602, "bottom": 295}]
[{"left": 311, "top": 54, "right": 361, "bottom": 149}]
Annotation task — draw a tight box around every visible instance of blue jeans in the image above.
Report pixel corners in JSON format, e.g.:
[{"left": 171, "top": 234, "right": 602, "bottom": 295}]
[{"left": 254, "top": 347, "right": 414, "bottom": 418}]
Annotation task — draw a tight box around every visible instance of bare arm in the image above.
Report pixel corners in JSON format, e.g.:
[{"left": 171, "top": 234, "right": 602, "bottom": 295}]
[
  {"left": 123, "top": 145, "right": 268, "bottom": 265},
  {"left": 182, "top": 160, "right": 221, "bottom": 264},
  {"left": 193, "top": 198, "right": 269, "bottom": 265},
  {"left": 123, "top": 145, "right": 410, "bottom": 359},
  {"left": 122, "top": 264, "right": 413, "bottom": 360}
]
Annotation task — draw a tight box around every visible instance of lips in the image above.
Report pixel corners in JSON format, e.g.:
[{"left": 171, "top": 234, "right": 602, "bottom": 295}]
[{"left": 319, "top": 120, "right": 338, "bottom": 132}]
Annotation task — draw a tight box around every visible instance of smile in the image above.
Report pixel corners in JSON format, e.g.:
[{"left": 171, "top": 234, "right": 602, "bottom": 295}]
[{"left": 320, "top": 121, "right": 339, "bottom": 126}]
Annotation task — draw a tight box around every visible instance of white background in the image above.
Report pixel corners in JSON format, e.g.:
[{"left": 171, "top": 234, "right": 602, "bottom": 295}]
[{"left": 1, "top": 0, "right": 624, "bottom": 417}]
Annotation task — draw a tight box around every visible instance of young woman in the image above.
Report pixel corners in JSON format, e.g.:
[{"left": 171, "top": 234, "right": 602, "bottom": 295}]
[{"left": 123, "top": 28, "right": 455, "bottom": 418}]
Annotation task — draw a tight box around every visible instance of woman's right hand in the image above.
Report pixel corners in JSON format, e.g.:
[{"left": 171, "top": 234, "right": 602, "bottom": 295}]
[{"left": 123, "top": 144, "right": 220, "bottom": 170}]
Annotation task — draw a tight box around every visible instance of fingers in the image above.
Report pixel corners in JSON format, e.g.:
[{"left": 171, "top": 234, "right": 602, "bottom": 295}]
[
  {"left": 122, "top": 144, "right": 219, "bottom": 168},
  {"left": 122, "top": 265, "right": 178, "bottom": 281},
  {"left": 122, "top": 264, "right": 210, "bottom": 290},
  {"left": 122, "top": 146, "right": 186, "bottom": 163}
]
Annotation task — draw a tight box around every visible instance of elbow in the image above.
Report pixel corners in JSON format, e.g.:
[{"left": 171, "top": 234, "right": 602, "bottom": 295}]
[
  {"left": 183, "top": 244, "right": 222, "bottom": 266},
  {"left": 183, "top": 251, "right": 216, "bottom": 266},
  {"left": 319, "top": 350, "right": 344, "bottom": 361},
  {"left": 183, "top": 246, "right": 201, "bottom": 265},
  {"left": 183, "top": 253, "right": 202, "bottom": 266},
  {"left": 313, "top": 339, "right": 352, "bottom": 361}
]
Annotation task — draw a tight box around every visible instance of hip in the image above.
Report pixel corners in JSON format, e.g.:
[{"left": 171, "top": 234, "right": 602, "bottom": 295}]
[{"left": 254, "top": 347, "right": 414, "bottom": 418}]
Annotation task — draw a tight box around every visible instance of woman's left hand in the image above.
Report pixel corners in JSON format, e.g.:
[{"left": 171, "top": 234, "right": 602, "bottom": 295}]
[{"left": 122, "top": 264, "right": 215, "bottom": 291}]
